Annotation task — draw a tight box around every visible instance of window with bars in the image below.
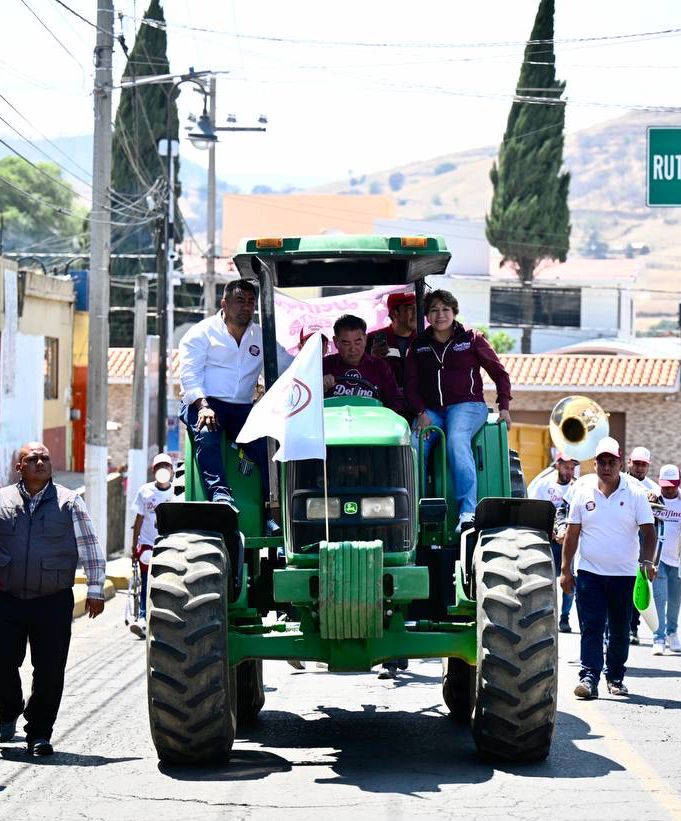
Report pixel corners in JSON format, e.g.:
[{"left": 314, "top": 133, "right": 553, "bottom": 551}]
[
  {"left": 44, "top": 337, "right": 59, "bottom": 399},
  {"left": 490, "top": 287, "right": 581, "bottom": 328}
]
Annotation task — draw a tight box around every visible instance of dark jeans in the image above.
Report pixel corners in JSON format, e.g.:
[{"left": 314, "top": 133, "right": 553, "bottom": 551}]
[
  {"left": 0, "top": 588, "right": 74, "bottom": 743},
  {"left": 577, "top": 570, "right": 635, "bottom": 684},
  {"left": 140, "top": 569, "right": 148, "bottom": 619},
  {"left": 551, "top": 541, "right": 574, "bottom": 621},
  {"left": 179, "top": 398, "right": 269, "bottom": 502}
]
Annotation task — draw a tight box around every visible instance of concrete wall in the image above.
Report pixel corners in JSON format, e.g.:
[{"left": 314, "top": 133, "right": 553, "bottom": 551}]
[
  {"left": 486, "top": 387, "right": 681, "bottom": 478},
  {"left": 18, "top": 272, "right": 75, "bottom": 470}
]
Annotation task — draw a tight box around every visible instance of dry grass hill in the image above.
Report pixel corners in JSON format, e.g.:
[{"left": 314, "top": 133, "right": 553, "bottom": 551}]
[{"left": 312, "top": 111, "right": 681, "bottom": 330}]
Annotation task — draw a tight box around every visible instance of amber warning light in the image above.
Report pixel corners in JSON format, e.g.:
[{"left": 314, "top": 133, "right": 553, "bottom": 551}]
[
  {"left": 255, "top": 238, "right": 284, "bottom": 249},
  {"left": 400, "top": 237, "right": 428, "bottom": 248}
]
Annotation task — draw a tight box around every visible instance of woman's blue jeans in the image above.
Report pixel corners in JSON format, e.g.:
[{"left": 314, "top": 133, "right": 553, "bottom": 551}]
[
  {"left": 411, "top": 401, "right": 488, "bottom": 515},
  {"left": 653, "top": 560, "right": 681, "bottom": 642}
]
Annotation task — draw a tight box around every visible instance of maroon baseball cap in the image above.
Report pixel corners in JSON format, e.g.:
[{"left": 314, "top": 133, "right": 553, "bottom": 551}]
[
  {"left": 299, "top": 326, "right": 329, "bottom": 344},
  {"left": 387, "top": 292, "right": 415, "bottom": 312}
]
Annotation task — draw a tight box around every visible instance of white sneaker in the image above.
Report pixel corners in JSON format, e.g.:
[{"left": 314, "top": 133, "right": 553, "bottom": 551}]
[
  {"left": 456, "top": 512, "right": 475, "bottom": 534},
  {"left": 130, "top": 617, "right": 146, "bottom": 639},
  {"left": 653, "top": 640, "right": 666, "bottom": 656},
  {"left": 667, "top": 633, "right": 681, "bottom": 652}
]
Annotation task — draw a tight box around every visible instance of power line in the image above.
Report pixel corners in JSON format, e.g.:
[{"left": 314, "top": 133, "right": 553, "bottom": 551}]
[
  {"left": 17, "top": 0, "right": 88, "bottom": 73},
  {"left": 131, "top": 15, "right": 681, "bottom": 51}
]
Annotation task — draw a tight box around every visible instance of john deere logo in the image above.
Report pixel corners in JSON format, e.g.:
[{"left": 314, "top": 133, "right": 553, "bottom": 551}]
[{"left": 344, "top": 501, "right": 358, "bottom": 515}]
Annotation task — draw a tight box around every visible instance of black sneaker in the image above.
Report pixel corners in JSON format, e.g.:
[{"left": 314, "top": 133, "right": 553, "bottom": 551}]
[
  {"left": 396, "top": 659, "right": 409, "bottom": 671},
  {"left": 559, "top": 619, "right": 572, "bottom": 633},
  {"left": 27, "top": 738, "right": 54, "bottom": 756},
  {"left": 629, "top": 631, "right": 640, "bottom": 646},
  {"left": 378, "top": 663, "right": 397, "bottom": 680},
  {"left": 606, "top": 680, "right": 629, "bottom": 696},
  {"left": 0, "top": 719, "right": 17, "bottom": 742},
  {"left": 574, "top": 679, "right": 598, "bottom": 700}
]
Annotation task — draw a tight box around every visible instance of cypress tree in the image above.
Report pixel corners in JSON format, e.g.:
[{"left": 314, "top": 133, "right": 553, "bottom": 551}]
[
  {"left": 486, "top": 0, "right": 570, "bottom": 354},
  {"left": 110, "top": 0, "right": 182, "bottom": 345}
]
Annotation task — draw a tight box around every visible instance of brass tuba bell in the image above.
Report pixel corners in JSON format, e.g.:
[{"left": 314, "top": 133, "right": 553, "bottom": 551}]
[{"left": 549, "top": 395, "right": 610, "bottom": 461}]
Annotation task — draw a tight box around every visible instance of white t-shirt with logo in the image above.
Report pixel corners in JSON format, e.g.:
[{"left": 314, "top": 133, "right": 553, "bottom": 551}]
[
  {"left": 132, "top": 481, "right": 174, "bottom": 550},
  {"left": 528, "top": 469, "right": 573, "bottom": 510},
  {"left": 567, "top": 473, "right": 654, "bottom": 576},
  {"left": 655, "top": 495, "right": 681, "bottom": 568}
]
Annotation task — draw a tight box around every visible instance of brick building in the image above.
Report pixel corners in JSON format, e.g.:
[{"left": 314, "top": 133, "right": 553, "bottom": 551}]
[{"left": 485, "top": 354, "right": 681, "bottom": 479}]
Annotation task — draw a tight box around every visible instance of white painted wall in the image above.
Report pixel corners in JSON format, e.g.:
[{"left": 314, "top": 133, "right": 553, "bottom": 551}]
[{"left": 373, "top": 217, "right": 489, "bottom": 276}]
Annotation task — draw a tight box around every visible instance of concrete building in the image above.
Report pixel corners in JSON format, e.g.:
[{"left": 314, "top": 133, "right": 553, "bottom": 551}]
[{"left": 0, "top": 260, "right": 75, "bottom": 481}]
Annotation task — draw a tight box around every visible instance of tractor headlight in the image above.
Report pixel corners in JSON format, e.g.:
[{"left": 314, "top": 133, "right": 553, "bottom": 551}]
[
  {"left": 361, "top": 496, "right": 395, "bottom": 518},
  {"left": 306, "top": 497, "right": 340, "bottom": 519}
]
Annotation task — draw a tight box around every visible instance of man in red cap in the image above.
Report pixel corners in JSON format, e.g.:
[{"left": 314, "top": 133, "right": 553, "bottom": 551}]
[{"left": 367, "top": 291, "right": 416, "bottom": 389}]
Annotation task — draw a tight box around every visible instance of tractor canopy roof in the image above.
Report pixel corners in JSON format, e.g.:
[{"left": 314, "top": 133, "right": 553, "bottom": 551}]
[{"left": 233, "top": 234, "right": 451, "bottom": 289}]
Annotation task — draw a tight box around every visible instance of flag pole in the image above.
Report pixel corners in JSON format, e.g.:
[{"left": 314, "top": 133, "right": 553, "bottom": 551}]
[{"left": 322, "top": 456, "right": 330, "bottom": 543}]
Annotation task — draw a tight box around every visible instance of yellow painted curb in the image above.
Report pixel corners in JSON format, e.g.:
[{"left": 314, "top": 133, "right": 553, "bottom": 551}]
[
  {"left": 72, "top": 578, "right": 116, "bottom": 619},
  {"left": 75, "top": 557, "right": 133, "bottom": 590}
]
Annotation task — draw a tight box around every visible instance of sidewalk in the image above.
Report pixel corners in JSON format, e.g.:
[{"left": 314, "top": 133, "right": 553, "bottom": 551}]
[{"left": 73, "top": 557, "right": 133, "bottom": 619}]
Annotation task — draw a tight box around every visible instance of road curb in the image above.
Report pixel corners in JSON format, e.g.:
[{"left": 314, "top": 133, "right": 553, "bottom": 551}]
[
  {"left": 72, "top": 578, "right": 116, "bottom": 619},
  {"left": 75, "top": 557, "right": 133, "bottom": 591}
]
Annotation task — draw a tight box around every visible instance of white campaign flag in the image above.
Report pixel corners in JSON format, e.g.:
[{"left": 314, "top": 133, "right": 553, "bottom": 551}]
[{"left": 237, "top": 332, "right": 326, "bottom": 462}]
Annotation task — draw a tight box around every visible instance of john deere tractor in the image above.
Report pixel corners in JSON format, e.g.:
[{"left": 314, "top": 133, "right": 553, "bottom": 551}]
[{"left": 147, "top": 234, "right": 557, "bottom": 766}]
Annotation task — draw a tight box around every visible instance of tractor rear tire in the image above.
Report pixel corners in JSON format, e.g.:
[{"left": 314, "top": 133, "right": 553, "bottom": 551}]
[
  {"left": 509, "top": 449, "right": 527, "bottom": 498},
  {"left": 236, "top": 660, "right": 266, "bottom": 724},
  {"left": 147, "top": 530, "right": 237, "bottom": 765},
  {"left": 471, "top": 527, "right": 557, "bottom": 762},
  {"left": 442, "top": 657, "right": 474, "bottom": 722}
]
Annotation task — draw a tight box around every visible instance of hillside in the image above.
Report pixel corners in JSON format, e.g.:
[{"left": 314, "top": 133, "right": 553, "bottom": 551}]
[{"left": 312, "top": 110, "right": 681, "bottom": 329}]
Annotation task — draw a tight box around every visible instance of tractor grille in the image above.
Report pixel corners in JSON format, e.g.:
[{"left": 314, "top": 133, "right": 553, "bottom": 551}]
[{"left": 287, "top": 445, "right": 415, "bottom": 553}]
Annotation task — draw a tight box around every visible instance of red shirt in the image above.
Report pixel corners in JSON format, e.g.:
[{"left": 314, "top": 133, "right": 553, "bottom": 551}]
[{"left": 323, "top": 353, "right": 406, "bottom": 415}]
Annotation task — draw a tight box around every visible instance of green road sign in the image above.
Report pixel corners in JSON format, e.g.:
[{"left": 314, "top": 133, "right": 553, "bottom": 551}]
[{"left": 647, "top": 126, "right": 681, "bottom": 207}]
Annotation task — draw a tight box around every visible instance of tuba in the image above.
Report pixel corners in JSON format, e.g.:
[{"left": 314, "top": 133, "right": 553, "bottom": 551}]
[{"left": 549, "top": 395, "right": 609, "bottom": 462}]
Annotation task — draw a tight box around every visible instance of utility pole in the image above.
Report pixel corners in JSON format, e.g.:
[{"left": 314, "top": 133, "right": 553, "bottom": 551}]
[
  {"left": 203, "top": 75, "right": 217, "bottom": 317},
  {"left": 125, "top": 274, "right": 148, "bottom": 551},
  {"left": 86, "top": 0, "right": 113, "bottom": 555}
]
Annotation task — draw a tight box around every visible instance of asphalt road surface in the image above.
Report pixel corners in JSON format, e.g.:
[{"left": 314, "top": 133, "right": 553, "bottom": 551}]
[{"left": 2, "top": 591, "right": 681, "bottom": 821}]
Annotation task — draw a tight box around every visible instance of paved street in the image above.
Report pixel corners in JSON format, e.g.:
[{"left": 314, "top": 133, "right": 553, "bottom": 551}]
[{"left": 2, "top": 591, "right": 681, "bottom": 821}]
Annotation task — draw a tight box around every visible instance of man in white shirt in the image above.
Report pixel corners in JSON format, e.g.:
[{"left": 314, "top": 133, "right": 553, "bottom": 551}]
[
  {"left": 129, "top": 453, "right": 174, "bottom": 637},
  {"left": 561, "top": 436, "right": 656, "bottom": 700},
  {"left": 625, "top": 446, "right": 660, "bottom": 644},
  {"left": 529, "top": 452, "right": 578, "bottom": 632},
  {"left": 651, "top": 464, "right": 681, "bottom": 655},
  {"left": 179, "top": 280, "right": 272, "bottom": 517}
]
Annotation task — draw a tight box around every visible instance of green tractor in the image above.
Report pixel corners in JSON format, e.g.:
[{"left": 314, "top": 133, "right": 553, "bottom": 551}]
[{"left": 147, "top": 234, "right": 557, "bottom": 766}]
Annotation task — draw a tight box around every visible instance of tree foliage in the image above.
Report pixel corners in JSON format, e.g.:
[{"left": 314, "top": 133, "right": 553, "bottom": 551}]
[
  {"left": 0, "top": 156, "right": 85, "bottom": 251},
  {"left": 485, "top": 0, "right": 570, "bottom": 352},
  {"left": 110, "top": 0, "right": 182, "bottom": 344}
]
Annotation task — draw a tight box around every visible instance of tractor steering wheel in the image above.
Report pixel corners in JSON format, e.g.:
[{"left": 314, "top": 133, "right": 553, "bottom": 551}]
[{"left": 333, "top": 374, "right": 380, "bottom": 398}]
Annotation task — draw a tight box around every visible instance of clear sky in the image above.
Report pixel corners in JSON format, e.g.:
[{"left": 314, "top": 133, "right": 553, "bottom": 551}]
[{"left": 1, "top": 0, "right": 680, "bottom": 188}]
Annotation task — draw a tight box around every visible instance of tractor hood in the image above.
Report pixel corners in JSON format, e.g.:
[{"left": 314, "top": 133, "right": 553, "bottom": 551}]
[{"left": 323, "top": 399, "right": 411, "bottom": 447}]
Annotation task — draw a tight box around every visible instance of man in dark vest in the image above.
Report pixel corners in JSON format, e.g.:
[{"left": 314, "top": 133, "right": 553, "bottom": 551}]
[{"left": 0, "top": 442, "right": 106, "bottom": 756}]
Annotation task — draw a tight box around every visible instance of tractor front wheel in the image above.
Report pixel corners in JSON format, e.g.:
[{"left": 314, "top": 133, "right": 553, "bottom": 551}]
[
  {"left": 471, "top": 527, "right": 557, "bottom": 762},
  {"left": 147, "top": 531, "right": 237, "bottom": 765},
  {"left": 236, "top": 660, "right": 266, "bottom": 724},
  {"left": 442, "top": 657, "right": 474, "bottom": 722}
]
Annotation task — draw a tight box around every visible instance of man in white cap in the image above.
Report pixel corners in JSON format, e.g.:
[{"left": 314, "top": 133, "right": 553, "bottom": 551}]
[
  {"left": 529, "top": 452, "right": 579, "bottom": 632},
  {"left": 128, "top": 454, "right": 175, "bottom": 637},
  {"left": 626, "top": 446, "right": 660, "bottom": 644},
  {"left": 560, "top": 436, "right": 656, "bottom": 699},
  {"left": 650, "top": 464, "right": 681, "bottom": 655},
  {"left": 627, "top": 446, "right": 660, "bottom": 494}
]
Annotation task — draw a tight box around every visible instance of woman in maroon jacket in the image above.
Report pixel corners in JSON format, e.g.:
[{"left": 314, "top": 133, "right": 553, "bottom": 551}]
[{"left": 405, "top": 290, "right": 512, "bottom": 529}]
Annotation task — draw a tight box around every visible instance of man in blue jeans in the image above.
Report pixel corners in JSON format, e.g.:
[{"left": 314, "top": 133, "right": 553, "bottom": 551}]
[
  {"left": 651, "top": 464, "right": 681, "bottom": 655},
  {"left": 178, "top": 279, "right": 277, "bottom": 532},
  {"left": 560, "top": 436, "right": 656, "bottom": 699}
]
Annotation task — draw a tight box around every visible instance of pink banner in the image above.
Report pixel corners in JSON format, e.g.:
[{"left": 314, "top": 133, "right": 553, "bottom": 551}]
[{"left": 274, "top": 285, "right": 412, "bottom": 353}]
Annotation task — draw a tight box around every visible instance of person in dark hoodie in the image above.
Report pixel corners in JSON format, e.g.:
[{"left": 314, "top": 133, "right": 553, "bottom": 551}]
[{"left": 405, "top": 289, "right": 512, "bottom": 530}]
